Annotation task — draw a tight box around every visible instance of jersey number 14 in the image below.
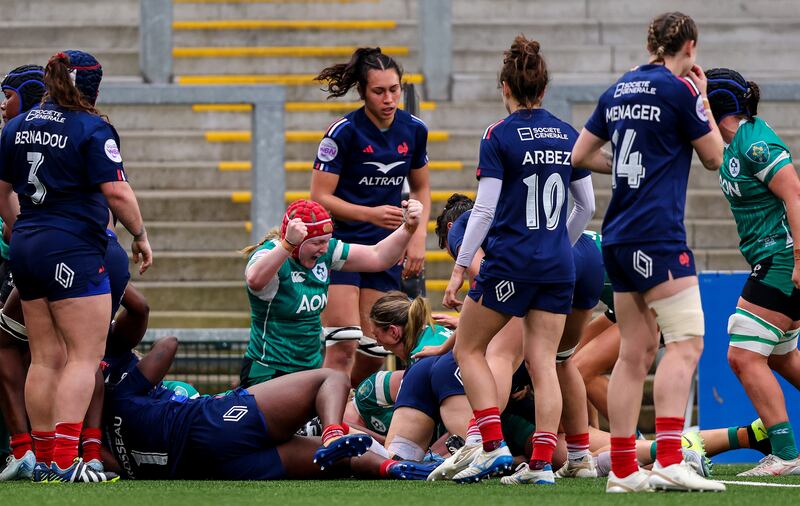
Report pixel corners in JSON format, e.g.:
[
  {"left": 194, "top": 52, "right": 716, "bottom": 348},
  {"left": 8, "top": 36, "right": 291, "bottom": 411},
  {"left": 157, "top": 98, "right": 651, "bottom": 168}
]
[
  {"left": 612, "top": 129, "right": 645, "bottom": 188},
  {"left": 523, "top": 173, "right": 565, "bottom": 230}
]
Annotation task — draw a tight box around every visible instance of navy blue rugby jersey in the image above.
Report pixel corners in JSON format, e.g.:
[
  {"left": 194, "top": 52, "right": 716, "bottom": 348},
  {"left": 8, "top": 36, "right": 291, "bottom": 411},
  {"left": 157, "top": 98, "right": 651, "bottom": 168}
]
[
  {"left": 313, "top": 107, "right": 428, "bottom": 244},
  {"left": 475, "top": 109, "right": 590, "bottom": 283},
  {"left": 103, "top": 355, "right": 201, "bottom": 480},
  {"left": 584, "top": 64, "right": 712, "bottom": 246},
  {"left": 0, "top": 102, "right": 127, "bottom": 249},
  {"left": 447, "top": 210, "right": 489, "bottom": 259}
]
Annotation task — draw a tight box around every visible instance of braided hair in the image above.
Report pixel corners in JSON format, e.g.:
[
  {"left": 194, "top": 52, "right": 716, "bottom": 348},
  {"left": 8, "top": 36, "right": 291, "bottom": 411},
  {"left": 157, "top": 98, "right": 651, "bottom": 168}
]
[
  {"left": 646, "top": 12, "right": 698, "bottom": 62},
  {"left": 315, "top": 47, "right": 403, "bottom": 99},
  {"left": 706, "top": 68, "right": 760, "bottom": 122},
  {"left": 499, "top": 35, "right": 549, "bottom": 108},
  {"left": 434, "top": 193, "right": 474, "bottom": 250},
  {"left": 1, "top": 65, "right": 45, "bottom": 114}
]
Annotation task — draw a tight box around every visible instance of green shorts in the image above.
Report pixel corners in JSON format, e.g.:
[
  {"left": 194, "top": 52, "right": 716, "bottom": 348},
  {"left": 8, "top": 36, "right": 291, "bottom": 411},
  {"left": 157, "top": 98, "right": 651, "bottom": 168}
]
[
  {"left": 501, "top": 412, "right": 534, "bottom": 458},
  {"left": 239, "top": 357, "right": 292, "bottom": 388},
  {"left": 354, "top": 371, "right": 395, "bottom": 435}
]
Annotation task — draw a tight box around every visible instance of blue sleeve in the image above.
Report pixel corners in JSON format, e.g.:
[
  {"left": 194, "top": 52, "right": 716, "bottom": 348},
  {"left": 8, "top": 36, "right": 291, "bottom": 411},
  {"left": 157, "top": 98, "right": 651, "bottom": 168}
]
[
  {"left": 313, "top": 119, "right": 353, "bottom": 175},
  {"left": 411, "top": 119, "right": 429, "bottom": 170},
  {"left": 0, "top": 127, "right": 14, "bottom": 184},
  {"left": 584, "top": 92, "right": 609, "bottom": 141},
  {"left": 446, "top": 211, "right": 470, "bottom": 258},
  {"left": 85, "top": 122, "right": 127, "bottom": 185},
  {"left": 475, "top": 130, "right": 504, "bottom": 180},
  {"left": 674, "top": 78, "right": 712, "bottom": 141},
  {"left": 571, "top": 167, "right": 592, "bottom": 181}
]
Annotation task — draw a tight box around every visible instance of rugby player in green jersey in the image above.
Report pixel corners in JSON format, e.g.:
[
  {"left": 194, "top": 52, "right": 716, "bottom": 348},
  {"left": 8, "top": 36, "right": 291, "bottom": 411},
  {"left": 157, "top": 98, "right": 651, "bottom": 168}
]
[
  {"left": 708, "top": 68, "right": 800, "bottom": 476},
  {"left": 240, "top": 198, "right": 422, "bottom": 387}
]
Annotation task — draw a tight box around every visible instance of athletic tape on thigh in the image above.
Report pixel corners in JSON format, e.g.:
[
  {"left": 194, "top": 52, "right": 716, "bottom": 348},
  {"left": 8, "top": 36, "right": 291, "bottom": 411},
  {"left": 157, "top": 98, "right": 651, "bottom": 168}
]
[
  {"left": 387, "top": 435, "right": 425, "bottom": 461},
  {"left": 357, "top": 335, "right": 390, "bottom": 357},
  {"left": 648, "top": 284, "right": 704, "bottom": 343},
  {"left": 0, "top": 312, "right": 27, "bottom": 342},
  {"left": 556, "top": 345, "right": 578, "bottom": 363},
  {"left": 727, "top": 308, "right": 783, "bottom": 356},
  {"left": 773, "top": 327, "right": 799, "bottom": 356},
  {"left": 323, "top": 326, "right": 362, "bottom": 347}
]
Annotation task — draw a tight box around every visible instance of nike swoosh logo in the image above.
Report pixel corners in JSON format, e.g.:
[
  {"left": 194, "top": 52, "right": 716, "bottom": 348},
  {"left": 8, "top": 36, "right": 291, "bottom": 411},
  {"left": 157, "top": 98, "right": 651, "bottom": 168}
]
[{"left": 363, "top": 161, "right": 406, "bottom": 174}]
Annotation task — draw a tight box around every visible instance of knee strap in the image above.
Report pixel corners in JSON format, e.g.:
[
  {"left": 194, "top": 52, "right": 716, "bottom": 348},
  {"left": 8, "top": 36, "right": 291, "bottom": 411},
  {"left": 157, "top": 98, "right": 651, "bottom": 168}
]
[
  {"left": 648, "top": 285, "right": 704, "bottom": 343},
  {"left": 357, "top": 335, "right": 390, "bottom": 357},
  {"left": 556, "top": 345, "right": 577, "bottom": 364},
  {"left": 0, "top": 312, "right": 27, "bottom": 342},
  {"left": 323, "top": 326, "right": 362, "bottom": 347}
]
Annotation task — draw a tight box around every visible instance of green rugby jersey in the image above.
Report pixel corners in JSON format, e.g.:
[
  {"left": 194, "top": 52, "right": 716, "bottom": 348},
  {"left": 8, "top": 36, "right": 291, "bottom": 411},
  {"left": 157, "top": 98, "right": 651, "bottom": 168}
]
[
  {"left": 719, "top": 117, "right": 794, "bottom": 265},
  {"left": 245, "top": 238, "right": 349, "bottom": 372}
]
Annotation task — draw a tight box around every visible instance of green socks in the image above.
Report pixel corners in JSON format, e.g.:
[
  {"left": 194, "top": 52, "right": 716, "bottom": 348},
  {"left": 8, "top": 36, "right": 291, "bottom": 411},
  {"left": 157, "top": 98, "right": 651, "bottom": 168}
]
[{"left": 768, "top": 421, "right": 799, "bottom": 460}]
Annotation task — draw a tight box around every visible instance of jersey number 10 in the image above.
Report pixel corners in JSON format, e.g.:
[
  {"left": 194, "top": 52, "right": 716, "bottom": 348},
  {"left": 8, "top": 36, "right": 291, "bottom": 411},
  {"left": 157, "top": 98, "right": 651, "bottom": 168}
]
[
  {"left": 611, "top": 129, "right": 646, "bottom": 188},
  {"left": 26, "top": 152, "right": 47, "bottom": 204},
  {"left": 523, "top": 173, "right": 565, "bottom": 230}
]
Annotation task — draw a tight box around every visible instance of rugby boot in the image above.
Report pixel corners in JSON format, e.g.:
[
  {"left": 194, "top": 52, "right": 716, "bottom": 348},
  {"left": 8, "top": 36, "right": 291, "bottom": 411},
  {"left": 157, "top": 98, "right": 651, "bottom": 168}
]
[
  {"left": 452, "top": 442, "right": 513, "bottom": 483},
  {"left": 737, "top": 454, "right": 800, "bottom": 476},
  {"left": 649, "top": 460, "right": 725, "bottom": 491},
  {"left": 500, "top": 463, "right": 555, "bottom": 485},
  {"left": 0, "top": 450, "right": 35, "bottom": 481},
  {"left": 48, "top": 458, "right": 119, "bottom": 483},
  {"left": 427, "top": 444, "right": 481, "bottom": 481},
  {"left": 313, "top": 433, "right": 372, "bottom": 470}
]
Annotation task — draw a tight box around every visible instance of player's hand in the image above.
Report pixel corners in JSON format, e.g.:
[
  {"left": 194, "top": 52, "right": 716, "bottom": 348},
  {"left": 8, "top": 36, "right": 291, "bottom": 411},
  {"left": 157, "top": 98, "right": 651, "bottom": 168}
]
[
  {"left": 792, "top": 263, "right": 800, "bottom": 290},
  {"left": 432, "top": 313, "right": 459, "bottom": 329},
  {"left": 687, "top": 64, "right": 708, "bottom": 96},
  {"left": 402, "top": 233, "right": 425, "bottom": 279},
  {"left": 132, "top": 233, "right": 153, "bottom": 275},
  {"left": 285, "top": 217, "right": 308, "bottom": 246},
  {"left": 412, "top": 343, "right": 448, "bottom": 359},
  {"left": 370, "top": 205, "right": 405, "bottom": 230},
  {"left": 443, "top": 264, "right": 466, "bottom": 310},
  {"left": 401, "top": 199, "right": 423, "bottom": 229}
]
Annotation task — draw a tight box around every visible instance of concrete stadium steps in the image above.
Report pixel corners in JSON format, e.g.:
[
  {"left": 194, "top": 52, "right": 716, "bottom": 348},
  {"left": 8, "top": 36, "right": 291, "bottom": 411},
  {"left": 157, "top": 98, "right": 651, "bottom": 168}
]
[
  {"left": 452, "top": 0, "right": 800, "bottom": 20},
  {"left": 7, "top": 0, "right": 139, "bottom": 22},
  {"left": 148, "top": 310, "right": 250, "bottom": 328},
  {"left": 172, "top": 20, "right": 417, "bottom": 47},
  {"left": 0, "top": 22, "right": 138, "bottom": 49},
  {"left": 116, "top": 221, "right": 250, "bottom": 252},
  {"left": 126, "top": 162, "right": 251, "bottom": 190},
  {"left": 172, "top": 51, "right": 418, "bottom": 75},
  {"left": 0, "top": 49, "right": 138, "bottom": 77},
  {"left": 173, "top": 0, "right": 417, "bottom": 21}
]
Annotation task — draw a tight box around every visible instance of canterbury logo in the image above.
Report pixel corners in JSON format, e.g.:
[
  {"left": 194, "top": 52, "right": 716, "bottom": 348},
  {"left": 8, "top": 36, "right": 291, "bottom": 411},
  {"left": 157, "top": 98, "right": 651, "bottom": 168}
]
[{"left": 363, "top": 161, "right": 406, "bottom": 174}]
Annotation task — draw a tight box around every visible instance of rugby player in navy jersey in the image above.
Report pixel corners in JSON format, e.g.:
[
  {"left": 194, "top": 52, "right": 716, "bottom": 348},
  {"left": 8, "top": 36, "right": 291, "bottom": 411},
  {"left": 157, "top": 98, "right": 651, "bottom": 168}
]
[
  {"left": 441, "top": 36, "right": 596, "bottom": 485},
  {"left": 310, "top": 47, "right": 431, "bottom": 385},
  {"left": 572, "top": 12, "right": 725, "bottom": 493},
  {"left": 0, "top": 50, "right": 152, "bottom": 483}
]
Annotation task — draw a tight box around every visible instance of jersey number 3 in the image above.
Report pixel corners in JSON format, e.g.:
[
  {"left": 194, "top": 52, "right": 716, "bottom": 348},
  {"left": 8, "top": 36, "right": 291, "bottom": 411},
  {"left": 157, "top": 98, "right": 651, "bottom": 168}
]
[
  {"left": 523, "top": 173, "right": 565, "bottom": 230},
  {"left": 26, "top": 152, "right": 47, "bottom": 204},
  {"left": 611, "top": 129, "right": 645, "bottom": 189}
]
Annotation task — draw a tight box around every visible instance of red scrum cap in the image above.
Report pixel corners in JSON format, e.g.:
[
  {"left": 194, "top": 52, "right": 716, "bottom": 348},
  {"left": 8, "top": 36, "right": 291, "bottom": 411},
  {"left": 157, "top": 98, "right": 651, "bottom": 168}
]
[{"left": 281, "top": 200, "right": 333, "bottom": 258}]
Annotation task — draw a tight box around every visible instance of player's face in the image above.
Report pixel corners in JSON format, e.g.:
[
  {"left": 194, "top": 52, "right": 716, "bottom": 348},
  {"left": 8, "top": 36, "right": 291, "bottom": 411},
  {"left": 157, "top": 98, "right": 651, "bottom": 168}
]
[
  {"left": 1, "top": 90, "right": 20, "bottom": 124},
  {"left": 298, "top": 235, "right": 331, "bottom": 268},
  {"left": 363, "top": 69, "right": 401, "bottom": 127},
  {"left": 372, "top": 323, "right": 401, "bottom": 351}
]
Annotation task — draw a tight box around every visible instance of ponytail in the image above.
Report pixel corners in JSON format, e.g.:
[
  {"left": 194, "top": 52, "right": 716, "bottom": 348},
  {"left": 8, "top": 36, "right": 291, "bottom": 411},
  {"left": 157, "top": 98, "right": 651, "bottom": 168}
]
[
  {"left": 315, "top": 47, "right": 403, "bottom": 99},
  {"left": 42, "top": 52, "right": 102, "bottom": 116},
  {"left": 240, "top": 227, "right": 280, "bottom": 256},
  {"left": 745, "top": 81, "right": 760, "bottom": 119},
  {"left": 370, "top": 292, "right": 434, "bottom": 357}
]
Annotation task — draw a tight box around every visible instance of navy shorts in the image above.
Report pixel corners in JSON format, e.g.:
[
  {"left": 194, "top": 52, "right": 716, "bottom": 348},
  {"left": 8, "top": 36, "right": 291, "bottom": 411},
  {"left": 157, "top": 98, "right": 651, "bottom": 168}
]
[
  {"left": 105, "top": 230, "right": 130, "bottom": 317},
  {"left": 602, "top": 241, "right": 696, "bottom": 293},
  {"left": 394, "top": 351, "right": 465, "bottom": 420},
  {"left": 9, "top": 228, "right": 110, "bottom": 302},
  {"left": 468, "top": 275, "right": 574, "bottom": 317},
  {"left": 330, "top": 264, "right": 401, "bottom": 292},
  {"left": 180, "top": 389, "right": 286, "bottom": 480},
  {"left": 572, "top": 234, "right": 605, "bottom": 310}
]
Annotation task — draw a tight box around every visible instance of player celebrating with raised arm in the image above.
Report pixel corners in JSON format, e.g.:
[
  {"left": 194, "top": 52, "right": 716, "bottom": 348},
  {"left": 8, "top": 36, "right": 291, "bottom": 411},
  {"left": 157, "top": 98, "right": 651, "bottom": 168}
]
[
  {"left": 0, "top": 50, "right": 152, "bottom": 483},
  {"left": 442, "top": 36, "right": 595, "bottom": 486},
  {"left": 707, "top": 68, "right": 800, "bottom": 476},
  {"left": 572, "top": 12, "right": 725, "bottom": 492},
  {"left": 240, "top": 198, "right": 422, "bottom": 387},
  {"left": 310, "top": 47, "right": 431, "bottom": 384}
]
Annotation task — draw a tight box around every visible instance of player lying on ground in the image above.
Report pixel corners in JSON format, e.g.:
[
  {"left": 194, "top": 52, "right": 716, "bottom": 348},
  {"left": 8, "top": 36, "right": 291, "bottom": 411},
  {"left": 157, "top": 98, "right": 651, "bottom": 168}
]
[{"left": 100, "top": 336, "right": 436, "bottom": 480}]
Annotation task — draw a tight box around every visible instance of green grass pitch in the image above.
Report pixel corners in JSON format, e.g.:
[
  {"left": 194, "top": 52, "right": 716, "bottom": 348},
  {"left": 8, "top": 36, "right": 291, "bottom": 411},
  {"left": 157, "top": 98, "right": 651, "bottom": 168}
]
[{"left": 1, "top": 465, "right": 799, "bottom": 506}]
